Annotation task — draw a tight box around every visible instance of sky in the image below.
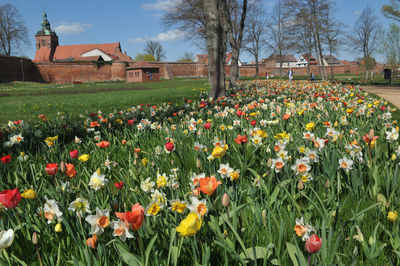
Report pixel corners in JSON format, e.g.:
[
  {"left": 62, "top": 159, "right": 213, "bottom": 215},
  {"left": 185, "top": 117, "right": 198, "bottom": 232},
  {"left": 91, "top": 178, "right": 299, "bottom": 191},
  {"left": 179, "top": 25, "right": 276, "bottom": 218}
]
[{"left": 0, "top": 0, "right": 395, "bottom": 63}]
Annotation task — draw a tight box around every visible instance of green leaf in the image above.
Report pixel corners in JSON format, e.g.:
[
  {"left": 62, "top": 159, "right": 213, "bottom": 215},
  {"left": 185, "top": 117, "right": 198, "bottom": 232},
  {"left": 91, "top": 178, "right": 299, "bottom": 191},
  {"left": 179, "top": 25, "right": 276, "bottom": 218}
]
[
  {"left": 145, "top": 234, "right": 158, "bottom": 266},
  {"left": 114, "top": 242, "right": 141, "bottom": 266},
  {"left": 239, "top": 245, "right": 273, "bottom": 261},
  {"left": 286, "top": 242, "right": 299, "bottom": 266},
  {"left": 270, "top": 187, "right": 280, "bottom": 205}
]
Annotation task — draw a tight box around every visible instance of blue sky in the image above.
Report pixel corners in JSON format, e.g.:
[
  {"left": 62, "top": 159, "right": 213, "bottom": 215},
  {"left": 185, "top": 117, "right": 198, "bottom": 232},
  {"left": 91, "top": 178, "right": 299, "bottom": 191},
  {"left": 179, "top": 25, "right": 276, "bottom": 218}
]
[{"left": 0, "top": 0, "right": 394, "bottom": 62}]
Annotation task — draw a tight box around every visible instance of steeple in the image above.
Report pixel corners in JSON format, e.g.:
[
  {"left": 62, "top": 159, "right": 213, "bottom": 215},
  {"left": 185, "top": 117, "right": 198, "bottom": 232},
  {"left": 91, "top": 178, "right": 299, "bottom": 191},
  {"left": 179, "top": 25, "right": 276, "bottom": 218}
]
[
  {"left": 36, "top": 11, "right": 56, "bottom": 36},
  {"left": 34, "top": 11, "right": 59, "bottom": 62}
]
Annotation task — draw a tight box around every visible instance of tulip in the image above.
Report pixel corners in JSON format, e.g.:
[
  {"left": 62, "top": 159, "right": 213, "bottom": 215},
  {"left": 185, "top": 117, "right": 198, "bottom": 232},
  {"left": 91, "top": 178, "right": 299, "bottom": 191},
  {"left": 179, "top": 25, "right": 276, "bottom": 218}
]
[
  {"left": 32, "top": 232, "right": 38, "bottom": 245},
  {"left": 165, "top": 142, "right": 175, "bottom": 152},
  {"left": 96, "top": 141, "right": 110, "bottom": 148},
  {"left": 388, "top": 211, "right": 398, "bottom": 222},
  {"left": 197, "top": 176, "right": 222, "bottom": 196},
  {"left": 114, "top": 181, "right": 124, "bottom": 190},
  {"left": 251, "top": 120, "right": 257, "bottom": 127},
  {"left": 21, "top": 188, "right": 36, "bottom": 199},
  {"left": 55, "top": 223, "right": 62, "bottom": 232},
  {"left": 45, "top": 163, "right": 58, "bottom": 176},
  {"left": 0, "top": 229, "right": 14, "bottom": 249},
  {"left": 60, "top": 161, "right": 66, "bottom": 173},
  {"left": 1, "top": 155, "right": 11, "bottom": 164},
  {"left": 86, "top": 234, "right": 97, "bottom": 249},
  {"left": 66, "top": 164, "right": 76, "bottom": 178},
  {"left": 176, "top": 212, "right": 202, "bottom": 237},
  {"left": 305, "top": 234, "right": 322, "bottom": 253},
  {"left": 0, "top": 188, "right": 21, "bottom": 209},
  {"left": 203, "top": 122, "right": 211, "bottom": 129},
  {"left": 115, "top": 203, "right": 144, "bottom": 230},
  {"left": 69, "top": 149, "right": 79, "bottom": 159}
]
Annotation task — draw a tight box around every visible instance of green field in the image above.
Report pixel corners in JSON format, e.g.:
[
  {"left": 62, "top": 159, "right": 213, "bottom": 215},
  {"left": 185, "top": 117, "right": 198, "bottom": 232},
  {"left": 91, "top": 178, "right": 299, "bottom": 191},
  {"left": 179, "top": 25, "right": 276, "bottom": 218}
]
[{"left": 0, "top": 79, "right": 209, "bottom": 125}]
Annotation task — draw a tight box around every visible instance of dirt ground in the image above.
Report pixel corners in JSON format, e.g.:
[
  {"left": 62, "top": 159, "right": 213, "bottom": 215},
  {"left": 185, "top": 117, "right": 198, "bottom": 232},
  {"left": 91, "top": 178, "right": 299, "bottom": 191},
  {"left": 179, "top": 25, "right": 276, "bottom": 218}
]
[{"left": 362, "top": 85, "right": 400, "bottom": 108}]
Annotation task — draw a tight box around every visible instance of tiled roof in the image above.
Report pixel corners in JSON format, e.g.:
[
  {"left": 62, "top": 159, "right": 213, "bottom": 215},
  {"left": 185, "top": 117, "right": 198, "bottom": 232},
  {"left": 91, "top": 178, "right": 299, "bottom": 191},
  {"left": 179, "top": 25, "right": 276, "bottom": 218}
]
[
  {"left": 126, "top": 61, "right": 159, "bottom": 70},
  {"left": 52, "top": 43, "right": 121, "bottom": 61}
]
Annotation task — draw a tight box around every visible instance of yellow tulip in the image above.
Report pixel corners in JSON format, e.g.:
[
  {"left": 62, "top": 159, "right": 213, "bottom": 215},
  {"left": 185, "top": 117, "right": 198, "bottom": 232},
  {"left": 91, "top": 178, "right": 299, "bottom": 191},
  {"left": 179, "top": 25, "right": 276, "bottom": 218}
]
[
  {"left": 388, "top": 211, "right": 398, "bottom": 222},
  {"left": 55, "top": 223, "right": 62, "bottom": 232},
  {"left": 176, "top": 212, "right": 202, "bottom": 237},
  {"left": 78, "top": 154, "right": 90, "bottom": 162},
  {"left": 305, "top": 122, "right": 315, "bottom": 131},
  {"left": 21, "top": 189, "right": 36, "bottom": 199},
  {"left": 211, "top": 145, "right": 228, "bottom": 159}
]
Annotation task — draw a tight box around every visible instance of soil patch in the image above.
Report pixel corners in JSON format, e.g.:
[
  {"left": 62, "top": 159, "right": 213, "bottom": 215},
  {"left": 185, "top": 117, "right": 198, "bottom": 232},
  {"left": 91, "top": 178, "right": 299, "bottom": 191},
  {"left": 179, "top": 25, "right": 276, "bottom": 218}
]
[{"left": 362, "top": 85, "right": 400, "bottom": 109}]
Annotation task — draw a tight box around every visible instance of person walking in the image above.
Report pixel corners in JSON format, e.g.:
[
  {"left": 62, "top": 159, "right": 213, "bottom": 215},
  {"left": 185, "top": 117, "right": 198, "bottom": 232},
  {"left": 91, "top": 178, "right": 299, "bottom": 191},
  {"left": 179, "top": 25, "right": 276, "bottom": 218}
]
[
  {"left": 311, "top": 72, "right": 316, "bottom": 82},
  {"left": 288, "top": 68, "right": 293, "bottom": 82}
]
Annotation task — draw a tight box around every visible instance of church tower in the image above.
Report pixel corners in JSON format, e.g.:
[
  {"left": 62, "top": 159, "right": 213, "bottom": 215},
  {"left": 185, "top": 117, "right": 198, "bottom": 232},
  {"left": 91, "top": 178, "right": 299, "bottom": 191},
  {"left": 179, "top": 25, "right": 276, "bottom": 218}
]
[{"left": 34, "top": 11, "right": 58, "bottom": 62}]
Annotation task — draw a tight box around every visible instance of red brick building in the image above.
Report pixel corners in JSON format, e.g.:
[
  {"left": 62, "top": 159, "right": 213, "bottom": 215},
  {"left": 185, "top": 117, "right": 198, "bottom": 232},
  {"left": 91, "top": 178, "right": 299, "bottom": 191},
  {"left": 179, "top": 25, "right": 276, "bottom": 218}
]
[{"left": 126, "top": 62, "right": 160, "bottom": 83}]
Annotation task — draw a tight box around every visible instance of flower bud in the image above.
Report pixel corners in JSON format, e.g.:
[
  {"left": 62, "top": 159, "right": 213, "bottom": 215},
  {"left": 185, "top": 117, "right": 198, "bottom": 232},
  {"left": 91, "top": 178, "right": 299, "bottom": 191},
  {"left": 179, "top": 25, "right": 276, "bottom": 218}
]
[
  {"left": 60, "top": 161, "right": 66, "bottom": 173},
  {"left": 222, "top": 193, "right": 229, "bottom": 208},
  {"left": 325, "top": 179, "right": 330, "bottom": 188},
  {"left": 298, "top": 180, "right": 304, "bottom": 190},
  {"left": 32, "top": 232, "right": 38, "bottom": 245},
  {"left": 266, "top": 158, "right": 272, "bottom": 168},
  {"left": 262, "top": 210, "right": 267, "bottom": 226},
  {"left": 192, "top": 189, "right": 200, "bottom": 196},
  {"left": 196, "top": 158, "right": 202, "bottom": 169},
  {"left": 55, "top": 223, "right": 62, "bottom": 232}
]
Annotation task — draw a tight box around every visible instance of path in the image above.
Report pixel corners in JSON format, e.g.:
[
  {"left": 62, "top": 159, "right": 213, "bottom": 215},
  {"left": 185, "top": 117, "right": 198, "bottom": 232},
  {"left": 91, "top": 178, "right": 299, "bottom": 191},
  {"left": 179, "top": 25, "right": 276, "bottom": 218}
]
[{"left": 362, "top": 85, "right": 400, "bottom": 109}]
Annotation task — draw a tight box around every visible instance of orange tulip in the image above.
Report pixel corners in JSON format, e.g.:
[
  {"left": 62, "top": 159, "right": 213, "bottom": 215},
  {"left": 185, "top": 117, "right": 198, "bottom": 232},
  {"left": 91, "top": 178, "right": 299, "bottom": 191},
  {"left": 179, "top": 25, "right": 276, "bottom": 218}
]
[
  {"left": 86, "top": 234, "right": 97, "bottom": 249},
  {"left": 65, "top": 163, "right": 76, "bottom": 178},
  {"left": 96, "top": 141, "right": 110, "bottom": 148},
  {"left": 196, "top": 176, "right": 222, "bottom": 196},
  {"left": 115, "top": 203, "right": 144, "bottom": 230}
]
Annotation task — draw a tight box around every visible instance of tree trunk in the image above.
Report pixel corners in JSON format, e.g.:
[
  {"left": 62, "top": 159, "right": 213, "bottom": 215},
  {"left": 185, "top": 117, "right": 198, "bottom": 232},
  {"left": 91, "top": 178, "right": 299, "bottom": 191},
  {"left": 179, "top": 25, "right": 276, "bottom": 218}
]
[
  {"left": 204, "top": 0, "right": 226, "bottom": 100},
  {"left": 230, "top": 47, "right": 240, "bottom": 87},
  {"left": 307, "top": 61, "right": 311, "bottom": 77},
  {"left": 255, "top": 54, "right": 259, "bottom": 78}
]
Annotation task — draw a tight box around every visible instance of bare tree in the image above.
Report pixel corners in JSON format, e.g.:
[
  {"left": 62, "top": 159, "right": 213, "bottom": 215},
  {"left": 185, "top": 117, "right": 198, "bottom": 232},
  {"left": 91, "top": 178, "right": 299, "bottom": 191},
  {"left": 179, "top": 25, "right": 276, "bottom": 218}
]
[
  {"left": 321, "top": 3, "right": 343, "bottom": 80},
  {"left": 223, "top": 0, "right": 248, "bottom": 88},
  {"left": 0, "top": 3, "right": 29, "bottom": 56},
  {"left": 283, "top": 0, "right": 329, "bottom": 80},
  {"left": 243, "top": 2, "right": 267, "bottom": 78},
  {"left": 381, "top": 23, "right": 400, "bottom": 80},
  {"left": 162, "top": 0, "right": 206, "bottom": 48},
  {"left": 382, "top": 0, "right": 400, "bottom": 22},
  {"left": 350, "top": 6, "right": 380, "bottom": 78},
  {"left": 203, "top": 0, "right": 227, "bottom": 99},
  {"left": 178, "top": 51, "right": 195, "bottom": 62},
  {"left": 266, "top": 0, "right": 290, "bottom": 77},
  {"left": 144, "top": 40, "right": 166, "bottom": 61}
]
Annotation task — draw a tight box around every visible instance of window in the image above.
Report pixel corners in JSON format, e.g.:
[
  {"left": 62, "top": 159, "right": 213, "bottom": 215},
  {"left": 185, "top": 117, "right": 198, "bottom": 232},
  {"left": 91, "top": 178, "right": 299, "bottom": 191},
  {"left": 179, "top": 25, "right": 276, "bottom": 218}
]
[
  {"left": 129, "top": 72, "right": 133, "bottom": 77},
  {"left": 135, "top": 72, "right": 139, "bottom": 78},
  {"left": 41, "top": 40, "right": 45, "bottom": 47}
]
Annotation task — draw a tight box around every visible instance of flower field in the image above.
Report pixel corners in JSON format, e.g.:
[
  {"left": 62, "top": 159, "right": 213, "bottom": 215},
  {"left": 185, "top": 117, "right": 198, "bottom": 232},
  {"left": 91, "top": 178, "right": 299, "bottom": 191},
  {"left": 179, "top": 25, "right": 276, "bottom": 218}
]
[{"left": 0, "top": 80, "right": 400, "bottom": 265}]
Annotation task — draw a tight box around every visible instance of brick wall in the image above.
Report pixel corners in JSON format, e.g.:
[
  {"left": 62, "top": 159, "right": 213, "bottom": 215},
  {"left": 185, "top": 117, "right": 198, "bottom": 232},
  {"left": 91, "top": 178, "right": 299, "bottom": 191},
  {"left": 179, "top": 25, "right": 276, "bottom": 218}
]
[
  {"left": 35, "top": 62, "right": 113, "bottom": 84},
  {"left": 0, "top": 56, "right": 43, "bottom": 83}
]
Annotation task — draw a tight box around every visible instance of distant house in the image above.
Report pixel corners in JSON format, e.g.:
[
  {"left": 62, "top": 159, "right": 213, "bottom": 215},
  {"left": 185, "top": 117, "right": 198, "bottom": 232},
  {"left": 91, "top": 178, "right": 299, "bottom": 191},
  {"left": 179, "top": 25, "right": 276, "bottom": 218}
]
[
  {"left": 322, "top": 55, "right": 342, "bottom": 66},
  {"left": 296, "top": 54, "right": 318, "bottom": 67},
  {"left": 262, "top": 54, "right": 297, "bottom": 68},
  {"left": 225, "top": 52, "right": 243, "bottom": 66}
]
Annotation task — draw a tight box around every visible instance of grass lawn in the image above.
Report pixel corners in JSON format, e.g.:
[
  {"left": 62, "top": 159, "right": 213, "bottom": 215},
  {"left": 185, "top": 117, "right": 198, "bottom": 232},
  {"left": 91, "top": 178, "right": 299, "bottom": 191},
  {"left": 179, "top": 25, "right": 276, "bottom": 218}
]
[{"left": 0, "top": 79, "right": 208, "bottom": 125}]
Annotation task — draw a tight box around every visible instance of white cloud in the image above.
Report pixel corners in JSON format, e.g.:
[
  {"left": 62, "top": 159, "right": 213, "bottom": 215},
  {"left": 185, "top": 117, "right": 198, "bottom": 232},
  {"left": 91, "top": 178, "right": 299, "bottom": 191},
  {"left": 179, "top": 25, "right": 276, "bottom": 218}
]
[
  {"left": 141, "top": 0, "right": 178, "bottom": 11},
  {"left": 354, "top": 10, "right": 362, "bottom": 15},
  {"left": 129, "top": 38, "right": 147, "bottom": 43},
  {"left": 129, "top": 30, "right": 185, "bottom": 43},
  {"left": 54, "top": 22, "right": 92, "bottom": 35}
]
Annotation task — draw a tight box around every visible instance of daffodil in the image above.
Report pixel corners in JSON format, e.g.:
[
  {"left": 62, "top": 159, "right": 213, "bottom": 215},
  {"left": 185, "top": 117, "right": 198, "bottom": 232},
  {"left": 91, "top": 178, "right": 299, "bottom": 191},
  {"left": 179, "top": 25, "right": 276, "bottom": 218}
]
[
  {"left": 85, "top": 207, "right": 110, "bottom": 235},
  {"left": 146, "top": 200, "right": 163, "bottom": 216},
  {"left": 88, "top": 169, "right": 108, "bottom": 191},
  {"left": 169, "top": 200, "right": 187, "bottom": 214},
  {"left": 68, "top": 198, "right": 90, "bottom": 217},
  {"left": 388, "top": 211, "right": 398, "bottom": 222},
  {"left": 111, "top": 220, "right": 134, "bottom": 241}
]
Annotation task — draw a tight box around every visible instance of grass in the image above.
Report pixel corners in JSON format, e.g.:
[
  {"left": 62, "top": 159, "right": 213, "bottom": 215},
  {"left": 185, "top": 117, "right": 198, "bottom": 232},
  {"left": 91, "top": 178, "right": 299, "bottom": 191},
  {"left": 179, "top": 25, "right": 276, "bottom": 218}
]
[{"left": 0, "top": 79, "right": 208, "bottom": 125}]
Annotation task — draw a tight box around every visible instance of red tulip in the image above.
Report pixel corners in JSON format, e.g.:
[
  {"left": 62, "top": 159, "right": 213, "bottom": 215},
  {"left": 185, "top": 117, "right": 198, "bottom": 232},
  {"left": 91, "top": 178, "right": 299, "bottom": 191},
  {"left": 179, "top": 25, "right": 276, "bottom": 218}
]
[
  {"left": 45, "top": 163, "right": 58, "bottom": 176},
  {"left": 114, "top": 181, "right": 124, "bottom": 190},
  {"left": 203, "top": 122, "right": 211, "bottom": 129},
  {"left": 165, "top": 142, "right": 175, "bottom": 152},
  {"left": 0, "top": 188, "right": 21, "bottom": 209},
  {"left": 234, "top": 134, "right": 248, "bottom": 144},
  {"left": 115, "top": 203, "right": 144, "bottom": 230},
  {"left": 1, "top": 155, "right": 11, "bottom": 164},
  {"left": 236, "top": 110, "right": 243, "bottom": 117},
  {"left": 69, "top": 149, "right": 79, "bottom": 159},
  {"left": 251, "top": 120, "right": 257, "bottom": 127},
  {"left": 127, "top": 119, "right": 135, "bottom": 125},
  {"left": 65, "top": 163, "right": 76, "bottom": 178},
  {"left": 305, "top": 234, "right": 322, "bottom": 253},
  {"left": 96, "top": 141, "right": 110, "bottom": 148}
]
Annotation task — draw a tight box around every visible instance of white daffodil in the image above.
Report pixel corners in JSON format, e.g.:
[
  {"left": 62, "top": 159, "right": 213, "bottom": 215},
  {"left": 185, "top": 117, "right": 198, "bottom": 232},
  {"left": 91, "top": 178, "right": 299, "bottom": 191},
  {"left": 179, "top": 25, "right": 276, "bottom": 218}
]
[
  {"left": 187, "top": 196, "right": 208, "bottom": 218},
  {"left": 141, "top": 177, "right": 155, "bottom": 192},
  {"left": 89, "top": 169, "right": 108, "bottom": 191},
  {"left": 111, "top": 220, "right": 134, "bottom": 241},
  {"left": 339, "top": 157, "right": 353, "bottom": 172},
  {"left": 68, "top": 198, "right": 90, "bottom": 217},
  {"left": 43, "top": 197, "right": 63, "bottom": 224},
  {"left": 85, "top": 207, "right": 110, "bottom": 235},
  {"left": 386, "top": 127, "right": 399, "bottom": 143}
]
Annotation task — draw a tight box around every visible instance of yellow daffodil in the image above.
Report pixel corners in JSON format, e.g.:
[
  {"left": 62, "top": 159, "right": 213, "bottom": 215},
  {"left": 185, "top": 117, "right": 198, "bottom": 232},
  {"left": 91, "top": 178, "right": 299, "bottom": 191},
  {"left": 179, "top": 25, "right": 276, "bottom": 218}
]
[
  {"left": 146, "top": 200, "right": 162, "bottom": 216},
  {"left": 176, "top": 212, "right": 202, "bottom": 237},
  {"left": 44, "top": 135, "right": 58, "bottom": 147},
  {"left": 142, "top": 158, "right": 149, "bottom": 166}
]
